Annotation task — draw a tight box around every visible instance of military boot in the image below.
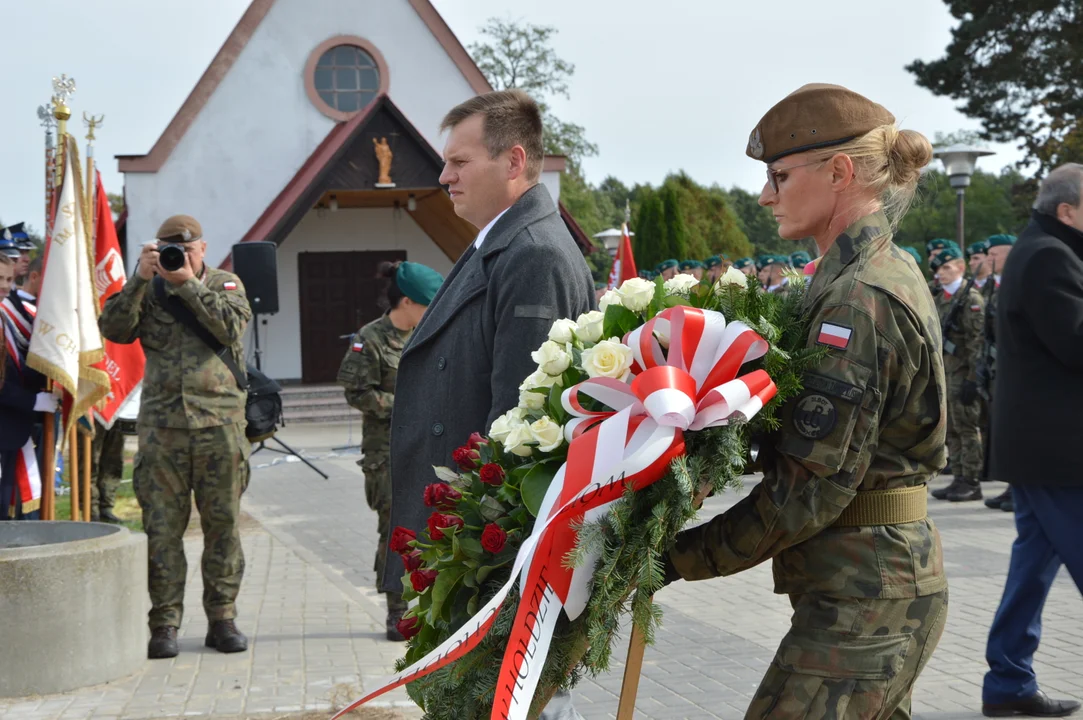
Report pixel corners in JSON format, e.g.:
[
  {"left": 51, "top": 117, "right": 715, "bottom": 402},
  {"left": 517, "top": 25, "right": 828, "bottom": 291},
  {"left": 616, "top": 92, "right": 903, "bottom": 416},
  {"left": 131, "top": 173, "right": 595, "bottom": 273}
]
[
  {"left": 932, "top": 476, "right": 964, "bottom": 500},
  {"left": 985, "top": 486, "right": 1012, "bottom": 510},
  {"left": 386, "top": 594, "right": 407, "bottom": 642},
  {"left": 148, "top": 626, "right": 179, "bottom": 659},
  {"left": 99, "top": 508, "right": 122, "bottom": 523},
  {"left": 205, "top": 620, "right": 248, "bottom": 653},
  {"left": 947, "top": 478, "right": 983, "bottom": 502}
]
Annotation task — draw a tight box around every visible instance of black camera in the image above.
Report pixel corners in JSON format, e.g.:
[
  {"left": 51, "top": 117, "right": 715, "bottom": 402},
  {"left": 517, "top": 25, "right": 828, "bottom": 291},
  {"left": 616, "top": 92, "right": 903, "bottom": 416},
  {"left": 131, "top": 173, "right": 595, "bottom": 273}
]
[{"left": 158, "top": 243, "right": 186, "bottom": 272}]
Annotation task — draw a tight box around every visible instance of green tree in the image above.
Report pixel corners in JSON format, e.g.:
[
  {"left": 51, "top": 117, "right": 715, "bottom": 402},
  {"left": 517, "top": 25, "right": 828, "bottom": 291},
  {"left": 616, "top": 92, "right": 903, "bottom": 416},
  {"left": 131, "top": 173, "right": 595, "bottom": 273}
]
[
  {"left": 906, "top": 1, "right": 1083, "bottom": 174},
  {"left": 469, "top": 18, "right": 598, "bottom": 174},
  {"left": 660, "top": 173, "right": 750, "bottom": 259},
  {"left": 108, "top": 192, "right": 125, "bottom": 218},
  {"left": 633, "top": 192, "right": 667, "bottom": 270},
  {"left": 659, "top": 185, "right": 689, "bottom": 262},
  {"left": 725, "top": 187, "right": 786, "bottom": 256}
]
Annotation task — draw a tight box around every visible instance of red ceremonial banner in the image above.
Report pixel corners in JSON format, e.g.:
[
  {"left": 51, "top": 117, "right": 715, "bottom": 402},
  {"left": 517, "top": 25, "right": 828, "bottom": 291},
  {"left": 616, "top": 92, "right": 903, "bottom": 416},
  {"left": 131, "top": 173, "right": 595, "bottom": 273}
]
[{"left": 91, "top": 172, "right": 144, "bottom": 426}]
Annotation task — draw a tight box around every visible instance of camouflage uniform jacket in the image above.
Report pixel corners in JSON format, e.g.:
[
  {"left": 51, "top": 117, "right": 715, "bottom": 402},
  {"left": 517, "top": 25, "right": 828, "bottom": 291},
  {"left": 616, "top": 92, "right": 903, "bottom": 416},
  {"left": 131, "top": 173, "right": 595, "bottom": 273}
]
[
  {"left": 981, "top": 277, "right": 1000, "bottom": 383},
  {"left": 99, "top": 268, "right": 251, "bottom": 429},
  {"left": 336, "top": 313, "right": 411, "bottom": 457},
  {"left": 670, "top": 211, "right": 948, "bottom": 599},
  {"left": 935, "top": 281, "right": 985, "bottom": 381}
]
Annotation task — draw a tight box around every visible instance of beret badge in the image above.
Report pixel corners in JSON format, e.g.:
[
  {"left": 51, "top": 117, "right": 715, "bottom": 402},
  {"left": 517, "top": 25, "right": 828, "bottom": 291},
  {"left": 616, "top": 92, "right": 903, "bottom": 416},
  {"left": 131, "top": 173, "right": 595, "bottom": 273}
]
[{"left": 747, "top": 127, "right": 764, "bottom": 159}]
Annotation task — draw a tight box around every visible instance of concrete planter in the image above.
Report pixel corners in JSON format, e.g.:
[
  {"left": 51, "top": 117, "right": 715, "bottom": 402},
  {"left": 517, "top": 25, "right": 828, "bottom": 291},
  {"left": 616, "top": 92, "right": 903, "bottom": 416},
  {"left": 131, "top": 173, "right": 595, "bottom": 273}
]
[{"left": 0, "top": 522, "right": 147, "bottom": 698}]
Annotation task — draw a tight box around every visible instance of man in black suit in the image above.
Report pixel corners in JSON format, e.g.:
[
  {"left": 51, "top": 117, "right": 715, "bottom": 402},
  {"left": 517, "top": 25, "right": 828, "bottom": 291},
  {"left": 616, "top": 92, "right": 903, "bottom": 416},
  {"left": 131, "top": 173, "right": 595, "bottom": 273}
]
[
  {"left": 384, "top": 89, "right": 594, "bottom": 719},
  {"left": 982, "top": 163, "right": 1083, "bottom": 718}
]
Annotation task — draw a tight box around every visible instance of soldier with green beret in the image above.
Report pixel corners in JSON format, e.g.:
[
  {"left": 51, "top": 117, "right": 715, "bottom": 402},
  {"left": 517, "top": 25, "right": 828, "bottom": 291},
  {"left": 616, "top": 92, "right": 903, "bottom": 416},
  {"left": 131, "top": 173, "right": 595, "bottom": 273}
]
[
  {"left": 979, "top": 234, "right": 1016, "bottom": 511},
  {"left": 679, "top": 259, "right": 705, "bottom": 281},
  {"left": 789, "top": 250, "right": 812, "bottom": 269},
  {"left": 337, "top": 260, "right": 443, "bottom": 641},
  {"left": 967, "top": 240, "right": 992, "bottom": 288},
  {"left": 662, "top": 83, "right": 948, "bottom": 718},
  {"left": 756, "top": 254, "right": 791, "bottom": 293},
  {"left": 733, "top": 257, "right": 756, "bottom": 278},
  {"left": 900, "top": 245, "right": 924, "bottom": 266},
  {"left": 99, "top": 214, "right": 252, "bottom": 660},
  {"left": 658, "top": 258, "right": 679, "bottom": 280},
  {"left": 926, "top": 247, "right": 986, "bottom": 504},
  {"left": 704, "top": 255, "right": 724, "bottom": 283}
]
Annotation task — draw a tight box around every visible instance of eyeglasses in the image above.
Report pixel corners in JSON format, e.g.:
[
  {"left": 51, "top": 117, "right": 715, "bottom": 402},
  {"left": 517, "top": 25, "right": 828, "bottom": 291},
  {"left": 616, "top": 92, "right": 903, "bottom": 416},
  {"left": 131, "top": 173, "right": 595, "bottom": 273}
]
[{"left": 766, "top": 159, "right": 828, "bottom": 194}]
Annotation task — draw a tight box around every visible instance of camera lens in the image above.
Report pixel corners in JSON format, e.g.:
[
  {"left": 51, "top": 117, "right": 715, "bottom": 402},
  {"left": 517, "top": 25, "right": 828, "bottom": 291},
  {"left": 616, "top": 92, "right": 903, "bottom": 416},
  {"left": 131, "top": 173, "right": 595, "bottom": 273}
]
[{"left": 159, "top": 244, "right": 186, "bottom": 272}]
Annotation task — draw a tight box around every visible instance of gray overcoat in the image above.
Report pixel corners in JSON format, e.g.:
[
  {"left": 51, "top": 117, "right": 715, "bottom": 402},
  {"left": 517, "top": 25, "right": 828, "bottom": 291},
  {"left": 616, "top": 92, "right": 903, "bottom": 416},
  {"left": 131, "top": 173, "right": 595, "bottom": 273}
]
[{"left": 382, "top": 184, "right": 595, "bottom": 592}]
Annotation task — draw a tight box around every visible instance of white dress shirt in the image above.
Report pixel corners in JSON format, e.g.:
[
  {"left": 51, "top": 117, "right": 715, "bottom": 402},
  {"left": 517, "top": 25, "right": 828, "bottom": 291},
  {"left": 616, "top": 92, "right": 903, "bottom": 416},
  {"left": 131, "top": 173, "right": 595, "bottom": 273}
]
[{"left": 473, "top": 207, "right": 511, "bottom": 250}]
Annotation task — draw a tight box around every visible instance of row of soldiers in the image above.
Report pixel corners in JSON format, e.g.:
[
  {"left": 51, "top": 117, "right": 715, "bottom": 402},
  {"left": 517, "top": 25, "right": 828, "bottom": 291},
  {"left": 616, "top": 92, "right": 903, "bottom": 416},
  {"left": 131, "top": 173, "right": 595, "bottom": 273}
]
[
  {"left": 925, "top": 234, "right": 1016, "bottom": 510},
  {"left": 636, "top": 250, "right": 815, "bottom": 289}
]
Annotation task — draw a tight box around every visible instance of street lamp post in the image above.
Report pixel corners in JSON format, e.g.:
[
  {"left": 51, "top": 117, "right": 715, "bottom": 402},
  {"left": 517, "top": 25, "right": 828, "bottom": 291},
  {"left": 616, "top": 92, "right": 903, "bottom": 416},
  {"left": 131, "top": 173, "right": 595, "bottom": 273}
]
[{"left": 933, "top": 143, "right": 995, "bottom": 250}]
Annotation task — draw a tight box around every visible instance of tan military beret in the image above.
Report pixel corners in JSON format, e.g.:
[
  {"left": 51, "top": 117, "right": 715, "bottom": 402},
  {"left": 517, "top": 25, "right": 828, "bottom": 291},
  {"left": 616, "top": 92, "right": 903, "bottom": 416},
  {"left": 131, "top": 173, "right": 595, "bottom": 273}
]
[
  {"left": 746, "top": 83, "right": 895, "bottom": 163},
  {"left": 155, "top": 214, "right": 203, "bottom": 242}
]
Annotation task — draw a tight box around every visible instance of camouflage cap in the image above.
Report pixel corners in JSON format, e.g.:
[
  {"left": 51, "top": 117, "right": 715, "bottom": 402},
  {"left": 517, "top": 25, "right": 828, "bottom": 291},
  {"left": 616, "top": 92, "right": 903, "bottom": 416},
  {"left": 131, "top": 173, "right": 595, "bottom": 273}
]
[
  {"left": 745, "top": 83, "right": 895, "bottom": 163},
  {"left": 986, "top": 234, "right": 1016, "bottom": 248},
  {"left": 155, "top": 214, "right": 203, "bottom": 242},
  {"left": 965, "top": 241, "right": 989, "bottom": 259},
  {"left": 930, "top": 246, "right": 963, "bottom": 270},
  {"left": 733, "top": 257, "right": 754, "bottom": 270},
  {"left": 704, "top": 255, "right": 722, "bottom": 269}
]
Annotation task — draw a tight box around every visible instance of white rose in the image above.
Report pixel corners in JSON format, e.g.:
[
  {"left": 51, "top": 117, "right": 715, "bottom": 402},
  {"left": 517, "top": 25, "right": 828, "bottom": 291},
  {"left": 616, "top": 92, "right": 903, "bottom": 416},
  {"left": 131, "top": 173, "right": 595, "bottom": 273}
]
[
  {"left": 714, "top": 266, "right": 749, "bottom": 292},
  {"left": 598, "top": 289, "right": 622, "bottom": 312},
  {"left": 664, "top": 273, "right": 700, "bottom": 296},
  {"left": 519, "top": 369, "right": 561, "bottom": 392},
  {"left": 547, "top": 318, "right": 578, "bottom": 345},
  {"left": 616, "top": 278, "right": 656, "bottom": 313},
  {"left": 530, "top": 340, "right": 572, "bottom": 376},
  {"left": 529, "top": 416, "right": 564, "bottom": 453},
  {"left": 575, "top": 310, "right": 605, "bottom": 343},
  {"left": 503, "top": 423, "right": 535, "bottom": 457},
  {"left": 518, "top": 388, "right": 547, "bottom": 411},
  {"left": 653, "top": 326, "right": 670, "bottom": 349},
  {"left": 581, "top": 338, "right": 634, "bottom": 381},
  {"left": 489, "top": 408, "right": 527, "bottom": 444}
]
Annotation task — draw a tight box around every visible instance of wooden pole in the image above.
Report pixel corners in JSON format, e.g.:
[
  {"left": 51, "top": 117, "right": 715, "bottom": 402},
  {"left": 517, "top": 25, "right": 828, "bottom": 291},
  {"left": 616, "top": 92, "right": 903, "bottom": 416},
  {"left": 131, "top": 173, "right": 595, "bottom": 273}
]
[
  {"left": 81, "top": 424, "right": 92, "bottom": 522},
  {"left": 40, "top": 412, "right": 56, "bottom": 520},
  {"left": 68, "top": 425, "right": 79, "bottom": 521},
  {"left": 616, "top": 618, "right": 649, "bottom": 720}
]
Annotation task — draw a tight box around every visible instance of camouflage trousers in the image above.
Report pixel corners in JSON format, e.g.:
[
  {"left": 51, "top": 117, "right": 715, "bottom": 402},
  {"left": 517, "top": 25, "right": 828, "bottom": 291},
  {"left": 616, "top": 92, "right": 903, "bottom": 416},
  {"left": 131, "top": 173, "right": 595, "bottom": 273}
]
[
  {"left": 133, "top": 423, "right": 250, "bottom": 630},
  {"left": 745, "top": 589, "right": 949, "bottom": 719},
  {"left": 946, "top": 371, "right": 983, "bottom": 478},
  {"left": 361, "top": 452, "right": 405, "bottom": 614},
  {"left": 90, "top": 423, "right": 125, "bottom": 518}
]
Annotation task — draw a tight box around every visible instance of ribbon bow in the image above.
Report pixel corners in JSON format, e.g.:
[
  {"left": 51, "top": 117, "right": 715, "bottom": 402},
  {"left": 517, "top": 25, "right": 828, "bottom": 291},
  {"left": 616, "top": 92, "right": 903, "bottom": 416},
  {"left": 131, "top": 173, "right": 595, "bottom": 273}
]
[{"left": 562, "top": 306, "right": 777, "bottom": 438}]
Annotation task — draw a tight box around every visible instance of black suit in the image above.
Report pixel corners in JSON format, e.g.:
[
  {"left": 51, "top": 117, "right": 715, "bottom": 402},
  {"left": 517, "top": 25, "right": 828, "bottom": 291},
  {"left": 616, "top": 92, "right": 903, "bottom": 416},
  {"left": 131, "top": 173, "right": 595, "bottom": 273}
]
[
  {"left": 384, "top": 184, "right": 595, "bottom": 593},
  {"left": 0, "top": 351, "right": 46, "bottom": 519},
  {"left": 983, "top": 210, "right": 1083, "bottom": 704}
]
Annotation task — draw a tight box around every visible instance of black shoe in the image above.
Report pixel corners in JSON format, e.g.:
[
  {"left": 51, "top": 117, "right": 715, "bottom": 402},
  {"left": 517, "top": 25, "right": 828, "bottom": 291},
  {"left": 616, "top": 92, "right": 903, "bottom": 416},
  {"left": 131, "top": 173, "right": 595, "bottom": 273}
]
[
  {"left": 205, "top": 619, "right": 248, "bottom": 653},
  {"left": 932, "top": 476, "right": 964, "bottom": 500},
  {"left": 148, "top": 626, "right": 179, "bottom": 659},
  {"left": 386, "top": 605, "right": 407, "bottom": 642},
  {"left": 947, "top": 478, "right": 983, "bottom": 502},
  {"left": 1001, "top": 497, "right": 1015, "bottom": 512},
  {"left": 986, "top": 487, "right": 1013, "bottom": 510},
  {"left": 983, "top": 690, "right": 1081, "bottom": 717},
  {"left": 99, "top": 508, "right": 122, "bottom": 523}
]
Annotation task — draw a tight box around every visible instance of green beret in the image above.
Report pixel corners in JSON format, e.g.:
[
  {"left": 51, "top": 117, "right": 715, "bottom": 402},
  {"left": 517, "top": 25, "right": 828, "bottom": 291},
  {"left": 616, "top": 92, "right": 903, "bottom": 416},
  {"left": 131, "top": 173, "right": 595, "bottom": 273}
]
[
  {"left": 638, "top": 270, "right": 653, "bottom": 280},
  {"left": 763, "top": 254, "right": 791, "bottom": 268},
  {"left": 733, "top": 257, "right": 754, "bottom": 270},
  {"left": 926, "top": 238, "right": 952, "bottom": 253},
  {"left": 930, "top": 246, "right": 962, "bottom": 270},
  {"left": 966, "top": 241, "right": 989, "bottom": 259},
  {"left": 704, "top": 256, "right": 722, "bottom": 269},
  {"left": 660, "top": 259, "right": 679, "bottom": 270},
  {"left": 900, "top": 246, "right": 923, "bottom": 265},
  {"left": 987, "top": 234, "right": 1016, "bottom": 248},
  {"left": 746, "top": 83, "right": 895, "bottom": 163},
  {"left": 396, "top": 261, "right": 443, "bottom": 306},
  {"left": 594, "top": 281, "right": 607, "bottom": 291},
  {"left": 789, "top": 250, "right": 812, "bottom": 268}
]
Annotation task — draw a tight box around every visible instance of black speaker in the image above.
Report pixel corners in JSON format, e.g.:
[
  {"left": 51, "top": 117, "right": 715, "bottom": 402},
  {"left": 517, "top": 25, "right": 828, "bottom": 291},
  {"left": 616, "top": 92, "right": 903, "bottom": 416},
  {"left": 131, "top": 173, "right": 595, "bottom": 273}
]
[{"left": 231, "top": 241, "right": 279, "bottom": 315}]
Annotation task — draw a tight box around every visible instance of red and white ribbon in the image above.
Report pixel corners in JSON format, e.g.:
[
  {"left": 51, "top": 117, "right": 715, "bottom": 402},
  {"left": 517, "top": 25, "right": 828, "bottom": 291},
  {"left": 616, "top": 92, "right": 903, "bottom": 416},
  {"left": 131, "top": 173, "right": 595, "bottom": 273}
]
[{"left": 332, "top": 306, "right": 774, "bottom": 720}]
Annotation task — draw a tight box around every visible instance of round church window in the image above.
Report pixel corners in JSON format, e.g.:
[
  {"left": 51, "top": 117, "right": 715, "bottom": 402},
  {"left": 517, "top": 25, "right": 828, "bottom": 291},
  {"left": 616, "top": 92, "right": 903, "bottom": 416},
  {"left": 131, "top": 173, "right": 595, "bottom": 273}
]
[{"left": 305, "top": 36, "right": 390, "bottom": 121}]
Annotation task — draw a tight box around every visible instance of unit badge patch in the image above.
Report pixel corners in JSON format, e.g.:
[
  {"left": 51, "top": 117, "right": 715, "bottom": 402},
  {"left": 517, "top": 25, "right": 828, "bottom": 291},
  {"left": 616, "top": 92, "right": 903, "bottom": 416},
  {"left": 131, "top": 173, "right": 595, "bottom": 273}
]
[{"left": 793, "top": 393, "right": 837, "bottom": 440}]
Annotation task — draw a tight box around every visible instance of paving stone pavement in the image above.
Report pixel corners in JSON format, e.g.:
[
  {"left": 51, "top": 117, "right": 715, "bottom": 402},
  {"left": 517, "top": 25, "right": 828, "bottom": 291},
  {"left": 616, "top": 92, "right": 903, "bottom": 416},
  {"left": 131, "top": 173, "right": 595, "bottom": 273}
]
[{"left": 3, "top": 422, "right": 1080, "bottom": 720}]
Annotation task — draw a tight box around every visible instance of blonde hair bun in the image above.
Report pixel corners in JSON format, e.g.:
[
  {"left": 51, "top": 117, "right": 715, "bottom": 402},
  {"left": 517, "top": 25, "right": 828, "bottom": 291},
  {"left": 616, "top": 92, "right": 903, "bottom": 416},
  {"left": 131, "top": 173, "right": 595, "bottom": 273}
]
[{"left": 884, "top": 127, "right": 933, "bottom": 187}]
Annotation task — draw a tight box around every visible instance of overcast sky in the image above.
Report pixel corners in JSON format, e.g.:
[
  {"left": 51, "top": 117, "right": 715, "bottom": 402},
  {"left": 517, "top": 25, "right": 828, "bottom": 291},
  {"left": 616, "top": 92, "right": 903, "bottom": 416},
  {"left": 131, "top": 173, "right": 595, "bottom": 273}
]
[{"left": 0, "top": 0, "right": 1023, "bottom": 233}]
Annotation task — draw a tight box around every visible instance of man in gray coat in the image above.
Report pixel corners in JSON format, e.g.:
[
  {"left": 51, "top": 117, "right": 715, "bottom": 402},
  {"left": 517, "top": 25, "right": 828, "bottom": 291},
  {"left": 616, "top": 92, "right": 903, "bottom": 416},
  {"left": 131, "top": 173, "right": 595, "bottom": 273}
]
[{"left": 384, "top": 89, "right": 594, "bottom": 718}]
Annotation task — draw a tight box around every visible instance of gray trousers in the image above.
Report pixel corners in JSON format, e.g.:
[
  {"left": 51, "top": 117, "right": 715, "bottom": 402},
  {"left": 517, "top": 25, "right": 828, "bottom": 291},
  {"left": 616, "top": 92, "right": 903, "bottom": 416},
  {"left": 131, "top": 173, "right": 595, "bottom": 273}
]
[{"left": 540, "top": 690, "right": 584, "bottom": 720}]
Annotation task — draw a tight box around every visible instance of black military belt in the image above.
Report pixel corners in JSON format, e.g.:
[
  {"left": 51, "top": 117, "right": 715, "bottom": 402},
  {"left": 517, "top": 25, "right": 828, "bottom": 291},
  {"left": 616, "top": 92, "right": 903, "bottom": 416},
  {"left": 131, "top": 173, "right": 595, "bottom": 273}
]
[{"left": 833, "top": 485, "right": 927, "bottom": 527}]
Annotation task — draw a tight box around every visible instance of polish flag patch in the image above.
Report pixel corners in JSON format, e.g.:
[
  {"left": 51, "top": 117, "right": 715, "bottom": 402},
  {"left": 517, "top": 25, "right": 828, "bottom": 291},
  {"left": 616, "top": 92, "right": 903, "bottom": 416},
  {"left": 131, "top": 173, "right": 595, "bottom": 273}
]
[
  {"left": 970, "top": 304, "right": 981, "bottom": 312},
  {"left": 223, "top": 281, "right": 237, "bottom": 290},
  {"left": 352, "top": 342, "right": 364, "bottom": 353},
  {"left": 817, "top": 323, "right": 852, "bottom": 349}
]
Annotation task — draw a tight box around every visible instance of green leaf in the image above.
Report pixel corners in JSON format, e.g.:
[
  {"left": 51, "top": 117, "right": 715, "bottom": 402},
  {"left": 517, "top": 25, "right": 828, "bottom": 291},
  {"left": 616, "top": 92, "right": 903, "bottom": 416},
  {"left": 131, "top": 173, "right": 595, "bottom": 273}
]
[
  {"left": 520, "top": 461, "right": 558, "bottom": 517},
  {"left": 429, "top": 566, "right": 467, "bottom": 623},
  {"left": 458, "top": 536, "right": 485, "bottom": 560},
  {"left": 602, "top": 304, "right": 639, "bottom": 340},
  {"left": 479, "top": 495, "right": 506, "bottom": 522}
]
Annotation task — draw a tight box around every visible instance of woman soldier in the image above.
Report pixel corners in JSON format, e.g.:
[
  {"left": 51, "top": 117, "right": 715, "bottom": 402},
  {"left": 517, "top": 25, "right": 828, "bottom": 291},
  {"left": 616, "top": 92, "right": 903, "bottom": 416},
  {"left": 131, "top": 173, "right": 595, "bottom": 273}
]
[
  {"left": 663, "top": 84, "right": 948, "bottom": 719},
  {"left": 337, "top": 260, "right": 442, "bottom": 641}
]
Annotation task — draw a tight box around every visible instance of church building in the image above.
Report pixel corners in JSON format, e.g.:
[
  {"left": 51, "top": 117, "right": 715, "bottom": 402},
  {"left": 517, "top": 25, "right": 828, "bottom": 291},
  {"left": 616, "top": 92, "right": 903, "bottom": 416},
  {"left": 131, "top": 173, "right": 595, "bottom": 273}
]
[{"left": 117, "top": 0, "right": 590, "bottom": 383}]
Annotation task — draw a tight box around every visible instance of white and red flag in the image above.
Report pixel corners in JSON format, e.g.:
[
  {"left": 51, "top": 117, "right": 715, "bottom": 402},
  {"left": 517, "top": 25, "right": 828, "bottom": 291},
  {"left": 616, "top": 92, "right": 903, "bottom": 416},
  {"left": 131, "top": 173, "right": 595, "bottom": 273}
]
[{"left": 606, "top": 222, "right": 638, "bottom": 290}]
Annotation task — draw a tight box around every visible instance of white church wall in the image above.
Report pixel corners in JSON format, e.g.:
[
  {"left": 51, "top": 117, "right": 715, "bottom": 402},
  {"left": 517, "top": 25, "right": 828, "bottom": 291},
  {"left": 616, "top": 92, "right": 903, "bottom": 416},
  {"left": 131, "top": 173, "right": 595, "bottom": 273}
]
[
  {"left": 246, "top": 206, "right": 454, "bottom": 380},
  {"left": 124, "top": 0, "right": 478, "bottom": 272}
]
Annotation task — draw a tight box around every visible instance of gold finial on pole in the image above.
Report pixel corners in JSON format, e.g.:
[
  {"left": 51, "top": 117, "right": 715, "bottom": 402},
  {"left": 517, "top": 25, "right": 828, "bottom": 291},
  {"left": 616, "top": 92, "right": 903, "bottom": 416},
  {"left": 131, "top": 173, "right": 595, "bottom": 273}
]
[
  {"left": 83, "top": 111, "right": 104, "bottom": 143},
  {"left": 51, "top": 74, "right": 76, "bottom": 185}
]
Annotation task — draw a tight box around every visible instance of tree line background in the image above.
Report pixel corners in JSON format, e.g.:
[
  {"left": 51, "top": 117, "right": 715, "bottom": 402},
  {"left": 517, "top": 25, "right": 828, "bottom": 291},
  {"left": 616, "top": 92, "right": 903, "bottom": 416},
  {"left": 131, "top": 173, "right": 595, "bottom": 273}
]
[{"left": 471, "top": 2, "right": 1078, "bottom": 283}]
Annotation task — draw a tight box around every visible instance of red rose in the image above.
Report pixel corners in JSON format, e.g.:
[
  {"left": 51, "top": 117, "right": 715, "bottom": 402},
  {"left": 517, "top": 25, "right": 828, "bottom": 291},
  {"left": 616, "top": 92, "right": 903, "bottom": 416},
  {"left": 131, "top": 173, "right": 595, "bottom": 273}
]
[
  {"left": 468, "top": 432, "right": 488, "bottom": 450},
  {"left": 480, "top": 523, "right": 508, "bottom": 553},
  {"left": 426, "top": 512, "right": 464, "bottom": 541},
  {"left": 402, "top": 550, "right": 423, "bottom": 572},
  {"left": 452, "top": 445, "right": 479, "bottom": 470},
  {"left": 479, "top": 463, "right": 506, "bottom": 486},
  {"left": 389, "top": 526, "right": 417, "bottom": 555},
  {"left": 423, "top": 483, "right": 462, "bottom": 510},
  {"left": 410, "top": 568, "right": 438, "bottom": 592},
  {"left": 396, "top": 615, "right": 421, "bottom": 640}
]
